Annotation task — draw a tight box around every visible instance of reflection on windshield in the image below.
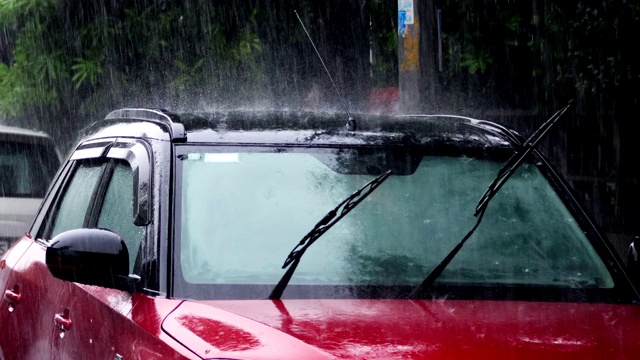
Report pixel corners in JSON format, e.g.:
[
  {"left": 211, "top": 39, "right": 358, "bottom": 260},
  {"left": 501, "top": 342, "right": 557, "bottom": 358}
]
[{"left": 178, "top": 150, "right": 613, "bottom": 291}]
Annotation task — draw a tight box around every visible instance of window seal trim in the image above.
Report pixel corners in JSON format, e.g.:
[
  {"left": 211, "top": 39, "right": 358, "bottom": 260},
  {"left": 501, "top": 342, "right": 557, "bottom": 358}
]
[
  {"left": 32, "top": 160, "right": 74, "bottom": 241},
  {"left": 85, "top": 161, "right": 115, "bottom": 227}
]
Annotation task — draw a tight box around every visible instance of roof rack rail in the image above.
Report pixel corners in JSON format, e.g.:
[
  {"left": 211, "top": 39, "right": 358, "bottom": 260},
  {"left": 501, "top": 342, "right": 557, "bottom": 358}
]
[{"left": 105, "top": 108, "right": 186, "bottom": 142}]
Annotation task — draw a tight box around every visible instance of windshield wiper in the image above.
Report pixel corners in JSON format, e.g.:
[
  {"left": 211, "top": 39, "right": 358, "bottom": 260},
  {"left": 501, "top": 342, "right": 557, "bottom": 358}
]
[
  {"left": 268, "top": 169, "right": 392, "bottom": 300},
  {"left": 407, "top": 101, "right": 574, "bottom": 299}
]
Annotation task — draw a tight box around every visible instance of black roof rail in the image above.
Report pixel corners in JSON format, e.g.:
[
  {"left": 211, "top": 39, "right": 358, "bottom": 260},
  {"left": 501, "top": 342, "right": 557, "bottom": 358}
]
[{"left": 105, "top": 108, "right": 187, "bottom": 142}]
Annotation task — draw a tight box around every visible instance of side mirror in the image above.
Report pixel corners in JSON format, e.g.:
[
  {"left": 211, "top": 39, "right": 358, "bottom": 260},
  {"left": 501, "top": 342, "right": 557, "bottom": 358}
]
[
  {"left": 627, "top": 236, "right": 640, "bottom": 285},
  {"left": 46, "top": 228, "right": 137, "bottom": 292}
]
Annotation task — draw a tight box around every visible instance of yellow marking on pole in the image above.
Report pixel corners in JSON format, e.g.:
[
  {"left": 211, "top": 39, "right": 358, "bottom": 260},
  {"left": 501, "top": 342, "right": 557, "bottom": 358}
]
[{"left": 400, "top": 20, "right": 419, "bottom": 72}]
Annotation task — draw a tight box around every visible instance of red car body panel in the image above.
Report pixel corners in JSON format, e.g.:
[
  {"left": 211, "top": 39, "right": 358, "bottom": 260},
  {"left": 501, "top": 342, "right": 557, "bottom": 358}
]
[
  {"left": 159, "top": 299, "right": 640, "bottom": 359},
  {"left": 0, "top": 237, "right": 192, "bottom": 359},
  {"left": 0, "top": 235, "right": 32, "bottom": 294},
  {"left": 162, "top": 300, "right": 335, "bottom": 359},
  {"left": 0, "top": 236, "right": 63, "bottom": 358},
  {"left": 3, "top": 237, "right": 639, "bottom": 359}
]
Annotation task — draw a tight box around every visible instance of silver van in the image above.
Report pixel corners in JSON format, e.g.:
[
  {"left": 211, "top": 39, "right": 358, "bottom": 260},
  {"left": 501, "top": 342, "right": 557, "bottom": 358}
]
[{"left": 0, "top": 125, "right": 60, "bottom": 256}]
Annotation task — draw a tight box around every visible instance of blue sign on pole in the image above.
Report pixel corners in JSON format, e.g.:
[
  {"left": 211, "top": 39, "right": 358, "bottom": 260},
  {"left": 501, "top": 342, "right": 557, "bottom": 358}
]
[{"left": 398, "top": 10, "right": 407, "bottom": 37}]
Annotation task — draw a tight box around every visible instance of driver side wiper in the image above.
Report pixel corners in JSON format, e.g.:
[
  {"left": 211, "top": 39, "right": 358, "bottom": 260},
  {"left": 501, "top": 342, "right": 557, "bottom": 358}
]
[
  {"left": 407, "top": 100, "right": 574, "bottom": 299},
  {"left": 268, "top": 169, "right": 392, "bottom": 300}
]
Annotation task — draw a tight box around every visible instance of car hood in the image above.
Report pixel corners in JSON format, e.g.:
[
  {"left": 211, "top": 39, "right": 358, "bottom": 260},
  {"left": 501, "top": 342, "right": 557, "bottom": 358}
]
[{"left": 162, "top": 299, "right": 640, "bottom": 359}]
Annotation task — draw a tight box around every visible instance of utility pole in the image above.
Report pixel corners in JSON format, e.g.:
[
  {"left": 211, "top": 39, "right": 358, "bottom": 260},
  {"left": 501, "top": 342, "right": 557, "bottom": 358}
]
[
  {"left": 398, "top": 0, "right": 438, "bottom": 113},
  {"left": 398, "top": 0, "right": 420, "bottom": 113}
]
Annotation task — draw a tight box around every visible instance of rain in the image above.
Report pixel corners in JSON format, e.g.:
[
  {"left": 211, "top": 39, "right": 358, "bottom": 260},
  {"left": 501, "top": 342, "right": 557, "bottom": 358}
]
[
  {"left": 1, "top": 0, "right": 636, "bottom": 257},
  {"left": 1, "top": 0, "right": 640, "bottom": 358}
]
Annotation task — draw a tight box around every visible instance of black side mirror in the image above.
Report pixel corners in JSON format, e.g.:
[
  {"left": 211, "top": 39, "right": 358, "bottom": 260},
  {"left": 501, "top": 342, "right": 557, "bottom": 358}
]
[
  {"left": 46, "top": 228, "right": 137, "bottom": 292},
  {"left": 627, "top": 236, "right": 640, "bottom": 284}
]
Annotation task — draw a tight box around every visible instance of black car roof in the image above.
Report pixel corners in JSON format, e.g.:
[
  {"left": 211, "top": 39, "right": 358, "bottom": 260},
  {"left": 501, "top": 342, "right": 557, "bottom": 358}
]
[{"left": 79, "top": 108, "right": 519, "bottom": 149}]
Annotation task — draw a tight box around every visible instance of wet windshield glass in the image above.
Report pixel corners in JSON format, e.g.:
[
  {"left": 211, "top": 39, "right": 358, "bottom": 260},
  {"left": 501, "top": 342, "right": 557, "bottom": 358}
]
[{"left": 176, "top": 148, "right": 613, "bottom": 297}]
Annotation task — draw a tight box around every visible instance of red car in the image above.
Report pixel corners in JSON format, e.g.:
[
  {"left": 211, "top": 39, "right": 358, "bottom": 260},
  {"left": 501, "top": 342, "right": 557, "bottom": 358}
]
[{"left": 1, "top": 108, "right": 638, "bottom": 359}]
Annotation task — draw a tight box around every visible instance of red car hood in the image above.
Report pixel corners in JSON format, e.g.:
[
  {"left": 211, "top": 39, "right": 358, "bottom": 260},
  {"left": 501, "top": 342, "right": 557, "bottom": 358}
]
[{"left": 162, "top": 299, "right": 640, "bottom": 359}]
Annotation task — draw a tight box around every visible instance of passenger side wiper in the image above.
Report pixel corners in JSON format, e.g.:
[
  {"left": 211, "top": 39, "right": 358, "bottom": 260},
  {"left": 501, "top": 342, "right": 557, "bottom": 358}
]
[
  {"left": 268, "top": 170, "right": 392, "bottom": 300},
  {"left": 474, "top": 100, "right": 574, "bottom": 217},
  {"left": 407, "top": 101, "right": 574, "bottom": 299}
]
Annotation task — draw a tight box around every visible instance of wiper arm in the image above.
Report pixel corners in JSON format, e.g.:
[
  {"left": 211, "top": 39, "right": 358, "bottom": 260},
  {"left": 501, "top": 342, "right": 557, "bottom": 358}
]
[
  {"left": 474, "top": 100, "right": 574, "bottom": 216},
  {"left": 407, "top": 101, "right": 574, "bottom": 299},
  {"left": 268, "top": 170, "right": 392, "bottom": 300}
]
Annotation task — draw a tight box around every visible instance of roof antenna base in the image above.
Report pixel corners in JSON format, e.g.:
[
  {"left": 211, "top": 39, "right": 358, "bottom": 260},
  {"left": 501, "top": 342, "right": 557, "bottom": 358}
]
[{"left": 346, "top": 117, "right": 356, "bottom": 131}]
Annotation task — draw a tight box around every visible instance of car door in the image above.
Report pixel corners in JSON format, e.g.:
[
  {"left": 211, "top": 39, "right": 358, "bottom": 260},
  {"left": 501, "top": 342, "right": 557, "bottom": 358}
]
[
  {"left": 47, "top": 139, "right": 187, "bottom": 359},
  {"left": 0, "top": 157, "right": 104, "bottom": 359}
]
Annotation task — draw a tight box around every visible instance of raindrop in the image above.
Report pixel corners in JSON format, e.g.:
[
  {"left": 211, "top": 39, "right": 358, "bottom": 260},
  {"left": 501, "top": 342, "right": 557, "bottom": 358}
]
[
  {"left": 8, "top": 306, "right": 14, "bottom": 313},
  {"left": 59, "top": 332, "right": 65, "bottom": 339}
]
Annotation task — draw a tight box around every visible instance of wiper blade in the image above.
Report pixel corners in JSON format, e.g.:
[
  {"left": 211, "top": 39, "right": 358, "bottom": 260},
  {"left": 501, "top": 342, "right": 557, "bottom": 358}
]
[
  {"left": 268, "top": 169, "right": 392, "bottom": 300},
  {"left": 407, "top": 101, "right": 574, "bottom": 299},
  {"left": 474, "top": 100, "right": 574, "bottom": 216}
]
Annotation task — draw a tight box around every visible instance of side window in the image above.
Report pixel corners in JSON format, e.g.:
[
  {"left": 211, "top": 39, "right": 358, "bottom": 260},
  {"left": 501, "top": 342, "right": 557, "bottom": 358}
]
[
  {"left": 50, "top": 162, "right": 103, "bottom": 238},
  {"left": 97, "top": 161, "right": 145, "bottom": 273}
]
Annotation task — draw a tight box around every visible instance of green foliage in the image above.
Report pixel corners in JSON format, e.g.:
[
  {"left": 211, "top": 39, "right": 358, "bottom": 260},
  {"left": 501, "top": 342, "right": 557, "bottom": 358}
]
[
  {"left": 460, "top": 49, "right": 492, "bottom": 74},
  {"left": 171, "top": 59, "right": 205, "bottom": 92},
  {"left": 0, "top": 0, "right": 57, "bottom": 27},
  {"left": 0, "top": 7, "right": 66, "bottom": 115},
  {"left": 4, "top": 0, "right": 635, "bottom": 122},
  {"left": 71, "top": 55, "right": 103, "bottom": 89},
  {"left": 234, "top": 31, "right": 262, "bottom": 60},
  {"left": 437, "top": 1, "right": 640, "bottom": 110},
  {"left": 504, "top": 15, "right": 521, "bottom": 31},
  {"left": 0, "top": 0, "right": 268, "bottom": 117}
]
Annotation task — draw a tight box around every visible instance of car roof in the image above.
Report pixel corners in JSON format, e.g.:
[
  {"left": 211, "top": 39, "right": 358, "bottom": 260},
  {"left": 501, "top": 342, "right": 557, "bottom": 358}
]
[{"left": 79, "top": 108, "right": 520, "bottom": 149}]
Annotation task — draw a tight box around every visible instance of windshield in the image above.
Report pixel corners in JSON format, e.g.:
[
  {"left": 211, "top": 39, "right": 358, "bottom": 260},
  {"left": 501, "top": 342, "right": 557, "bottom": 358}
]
[
  {"left": 0, "top": 139, "right": 59, "bottom": 198},
  {"left": 174, "top": 146, "right": 614, "bottom": 300}
]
